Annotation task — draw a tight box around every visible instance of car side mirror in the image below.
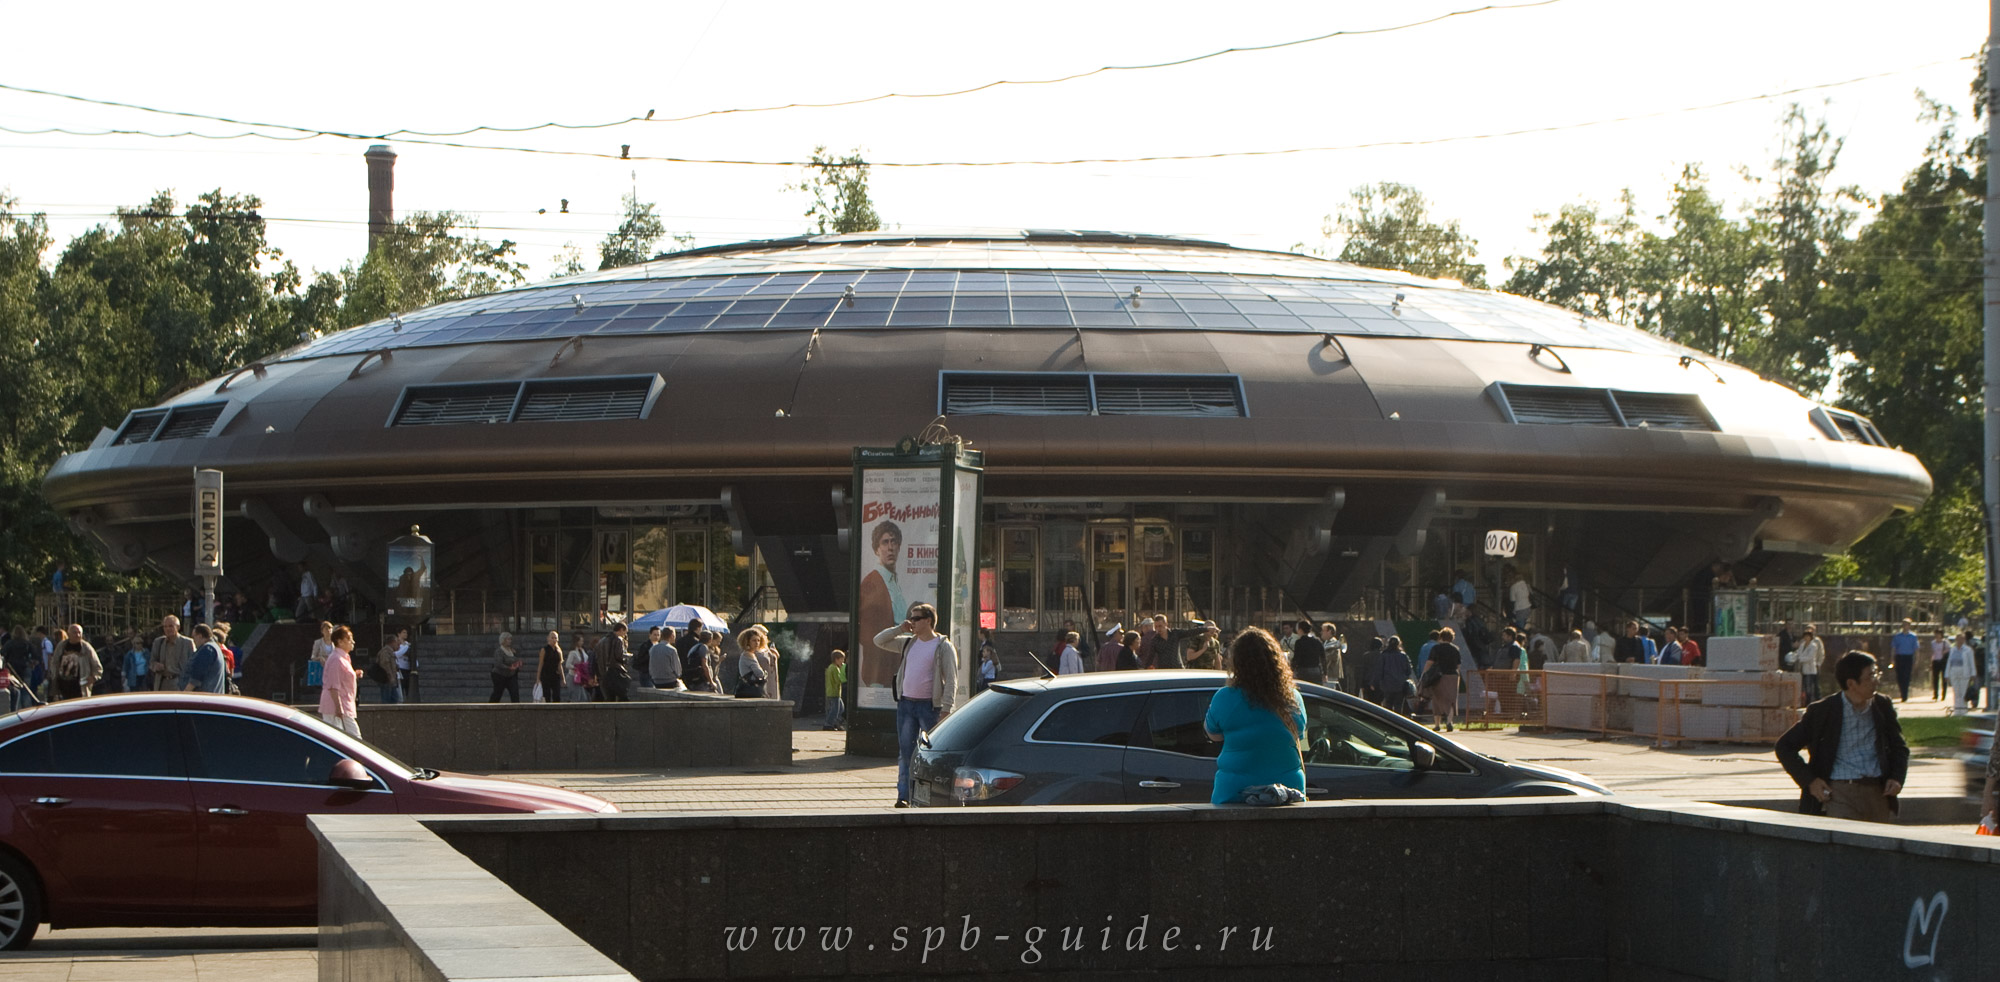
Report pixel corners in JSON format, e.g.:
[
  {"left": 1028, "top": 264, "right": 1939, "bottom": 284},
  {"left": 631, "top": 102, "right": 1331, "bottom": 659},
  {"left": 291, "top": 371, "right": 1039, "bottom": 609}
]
[
  {"left": 1411, "top": 742, "right": 1437, "bottom": 770},
  {"left": 329, "top": 758, "right": 375, "bottom": 790}
]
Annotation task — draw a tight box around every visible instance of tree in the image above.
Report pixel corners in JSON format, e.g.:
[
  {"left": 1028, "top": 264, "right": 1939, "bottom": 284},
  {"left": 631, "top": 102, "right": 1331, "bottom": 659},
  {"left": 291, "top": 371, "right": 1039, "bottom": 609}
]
[
  {"left": 335, "top": 211, "right": 527, "bottom": 327},
  {"left": 1502, "top": 192, "right": 1646, "bottom": 321},
  {"left": 791, "top": 147, "right": 882, "bottom": 235},
  {"left": 1813, "top": 90, "right": 1984, "bottom": 600},
  {"left": 1313, "top": 182, "right": 1487, "bottom": 286},
  {"left": 598, "top": 192, "right": 666, "bottom": 269},
  {"left": 1747, "top": 105, "right": 1861, "bottom": 394}
]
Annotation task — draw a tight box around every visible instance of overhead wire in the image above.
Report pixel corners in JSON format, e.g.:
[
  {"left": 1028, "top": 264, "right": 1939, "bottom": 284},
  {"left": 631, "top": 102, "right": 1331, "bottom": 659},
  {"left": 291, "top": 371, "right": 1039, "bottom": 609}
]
[
  {"left": 0, "top": 56, "right": 1971, "bottom": 168},
  {"left": 0, "top": 1, "right": 1563, "bottom": 140}
]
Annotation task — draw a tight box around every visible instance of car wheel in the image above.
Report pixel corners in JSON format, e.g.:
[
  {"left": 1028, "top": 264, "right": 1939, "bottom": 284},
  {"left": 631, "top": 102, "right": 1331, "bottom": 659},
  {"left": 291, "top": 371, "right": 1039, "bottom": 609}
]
[{"left": 0, "top": 852, "right": 43, "bottom": 950}]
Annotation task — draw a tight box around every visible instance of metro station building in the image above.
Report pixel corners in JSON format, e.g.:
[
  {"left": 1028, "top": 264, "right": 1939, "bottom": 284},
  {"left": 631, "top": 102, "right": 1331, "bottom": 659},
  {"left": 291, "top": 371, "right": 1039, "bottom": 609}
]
[{"left": 42, "top": 231, "right": 1931, "bottom": 639}]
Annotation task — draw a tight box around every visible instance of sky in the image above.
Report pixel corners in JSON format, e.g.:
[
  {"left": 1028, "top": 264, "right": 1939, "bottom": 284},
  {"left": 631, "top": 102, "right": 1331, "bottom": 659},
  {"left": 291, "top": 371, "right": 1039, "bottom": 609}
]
[{"left": 0, "top": 0, "right": 1987, "bottom": 286}]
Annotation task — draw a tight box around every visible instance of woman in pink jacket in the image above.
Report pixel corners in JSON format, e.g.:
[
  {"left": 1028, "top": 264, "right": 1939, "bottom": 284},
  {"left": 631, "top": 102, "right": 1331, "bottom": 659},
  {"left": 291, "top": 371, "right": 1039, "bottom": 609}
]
[{"left": 319, "top": 624, "right": 361, "bottom": 738}]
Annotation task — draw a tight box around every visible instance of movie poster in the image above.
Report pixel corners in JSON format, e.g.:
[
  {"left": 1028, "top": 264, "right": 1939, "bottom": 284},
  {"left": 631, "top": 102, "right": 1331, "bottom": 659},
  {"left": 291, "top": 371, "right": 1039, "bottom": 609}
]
[
  {"left": 386, "top": 541, "right": 434, "bottom": 621},
  {"left": 947, "top": 467, "right": 979, "bottom": 707},
  {"left": 856, "top": 467, "right": 941, "bottom": 709}
]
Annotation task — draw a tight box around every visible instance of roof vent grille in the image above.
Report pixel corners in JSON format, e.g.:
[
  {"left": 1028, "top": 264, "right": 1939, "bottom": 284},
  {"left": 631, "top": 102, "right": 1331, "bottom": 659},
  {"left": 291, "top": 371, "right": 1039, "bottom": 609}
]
[
  {"left": 1610, "top": 392, "right": 1713, "bottom": 430},
  {"left": 112, "top": 409, "right": 169, "bottom": 445},
  {"left": 516, "top": 382, "right": 651, "bottom": 422},
  {"left": 393, "top": 385, "right": 519, "bottom": 427},
  {"left": 943, "top": 375, "right": 1092, "bottom": 416},
  {"left": 1093, "top": 376, "right": 1245, "bottom": 417},
  {"left": 1500, "top": 386, "right": 1620, "bottom": 426}
]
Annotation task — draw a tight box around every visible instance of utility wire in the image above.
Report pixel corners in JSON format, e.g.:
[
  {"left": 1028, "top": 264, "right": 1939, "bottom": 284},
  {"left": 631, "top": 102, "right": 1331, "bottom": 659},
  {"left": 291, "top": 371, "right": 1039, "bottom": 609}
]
[
  {"left": 0, "top": 1, "right": 1563, "bottom": 140},
  {"left": 0, "top": 57, "right": 1970, "bottom": 168}
]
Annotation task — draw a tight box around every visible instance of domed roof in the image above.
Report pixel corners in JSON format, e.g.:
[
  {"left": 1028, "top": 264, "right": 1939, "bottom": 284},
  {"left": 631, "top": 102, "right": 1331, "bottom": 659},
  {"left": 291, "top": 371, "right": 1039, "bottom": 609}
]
[{"left": 280, "top": 230, "right": 1700, "bottom": 363}]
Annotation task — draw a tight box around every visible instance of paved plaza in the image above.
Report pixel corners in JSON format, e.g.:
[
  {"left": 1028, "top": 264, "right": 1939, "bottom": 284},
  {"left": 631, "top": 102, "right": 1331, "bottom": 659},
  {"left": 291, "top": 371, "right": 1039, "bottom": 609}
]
[{"left": 1, "top": 692, "right": 1983, "bottom": 980}]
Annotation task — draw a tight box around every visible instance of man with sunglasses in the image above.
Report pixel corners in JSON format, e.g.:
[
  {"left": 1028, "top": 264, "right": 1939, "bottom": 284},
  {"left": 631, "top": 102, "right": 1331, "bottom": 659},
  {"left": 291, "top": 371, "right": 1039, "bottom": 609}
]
[{"left": 1775, "top": 651, "right": 1908, "bottom": 824}]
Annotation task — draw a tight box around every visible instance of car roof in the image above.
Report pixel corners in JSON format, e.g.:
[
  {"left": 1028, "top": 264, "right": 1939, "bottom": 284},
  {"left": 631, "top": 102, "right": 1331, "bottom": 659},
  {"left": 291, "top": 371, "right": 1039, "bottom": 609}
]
[
  {"left": 0, "top": 692, "right": 292, "bottom": 733},
  {"left": 989, "top": 669, "right": 1229, "bottom": 696}
]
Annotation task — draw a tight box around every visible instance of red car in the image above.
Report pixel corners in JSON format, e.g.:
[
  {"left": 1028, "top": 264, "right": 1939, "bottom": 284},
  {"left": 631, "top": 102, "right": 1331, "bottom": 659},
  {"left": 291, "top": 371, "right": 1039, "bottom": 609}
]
[{"left": 0, "top": 692, "right": 614, "bottom": 948}]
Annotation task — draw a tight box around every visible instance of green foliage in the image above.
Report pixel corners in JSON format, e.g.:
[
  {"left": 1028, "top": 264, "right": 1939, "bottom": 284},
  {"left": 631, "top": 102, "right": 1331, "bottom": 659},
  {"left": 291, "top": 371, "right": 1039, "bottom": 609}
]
[
  {"left": 336, "top": 211, "right": 526, "bottom": 328},
  {"left": 1314, "top": 182, "right": 1488, "bottom": 287},
  {"left": 0, "top": 191, "right": 523, "bottom": 626},
  {"left": 598, "top": 192, "right": 666, "bottom": 269},
  {"left": 1799, "top": 553, "right": 1860, "bottom": 586},
  {"left": 790, "top": 147, "right": 882, "bottom": 235}
]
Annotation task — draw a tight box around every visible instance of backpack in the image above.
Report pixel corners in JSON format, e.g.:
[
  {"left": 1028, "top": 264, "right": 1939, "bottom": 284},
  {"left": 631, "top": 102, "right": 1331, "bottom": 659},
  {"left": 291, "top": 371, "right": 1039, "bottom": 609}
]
[{"left": 368, "top": 645, "right": 395, "bottom": 684}]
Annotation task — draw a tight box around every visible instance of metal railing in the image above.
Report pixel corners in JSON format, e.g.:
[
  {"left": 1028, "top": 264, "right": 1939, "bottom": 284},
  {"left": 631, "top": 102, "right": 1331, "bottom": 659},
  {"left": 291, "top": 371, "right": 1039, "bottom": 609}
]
[
  {"left": 1714, "top": 586, "right": 1948, "bottom": 636},
  {"left": 34, "top": 592, "right": 185, "bottom": 638}
]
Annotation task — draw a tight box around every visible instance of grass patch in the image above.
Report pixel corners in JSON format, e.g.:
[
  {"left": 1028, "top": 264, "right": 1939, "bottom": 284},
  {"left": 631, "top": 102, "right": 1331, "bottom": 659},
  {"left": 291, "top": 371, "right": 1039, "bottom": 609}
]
[{"left": 1902, "top": 715, "right": 1976, "bottom": 749}]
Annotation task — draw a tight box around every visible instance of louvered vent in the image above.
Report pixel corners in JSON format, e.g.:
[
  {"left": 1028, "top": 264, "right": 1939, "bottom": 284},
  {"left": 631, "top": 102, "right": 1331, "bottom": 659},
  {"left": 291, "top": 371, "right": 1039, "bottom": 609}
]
[
  {"left": 1094, "top": 376, "right": 1244, "bottom": 417},
  {"left": 516, "top": 383, "right": 650, "bottom": 422},
  {"left": 1828, "top": 412, "right": 1883, "bottom": 446},
  {"left": 156, "top": 403, "right": 224, "bottom": 441},
  {"left": 944, "top": 375, "right": 1092, "bottom": 416},
  {"left": 393, "top": 386, "right": 518, "bottom": 427},
  {"left": 112, "top": 410, "right": 169, "bottom": 445},
  {"left": 1610, "top": 392, "right": 1714, "bottom": 431},
  {"left": 1500, "top": 386, "right": 1619, "bottom": 426}
]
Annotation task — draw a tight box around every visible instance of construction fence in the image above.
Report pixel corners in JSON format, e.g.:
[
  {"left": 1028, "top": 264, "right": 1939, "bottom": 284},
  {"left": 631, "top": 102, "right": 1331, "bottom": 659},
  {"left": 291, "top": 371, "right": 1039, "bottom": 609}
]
[{"left": 1412, "top": 662, "right": 1802, "bottom": 745}]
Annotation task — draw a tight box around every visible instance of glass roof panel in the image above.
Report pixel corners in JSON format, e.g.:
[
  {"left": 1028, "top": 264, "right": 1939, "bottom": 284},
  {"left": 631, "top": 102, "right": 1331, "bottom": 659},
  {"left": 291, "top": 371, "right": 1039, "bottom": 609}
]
[{"left": 278, "top": 234, "right": 1709, "bottom": 363}]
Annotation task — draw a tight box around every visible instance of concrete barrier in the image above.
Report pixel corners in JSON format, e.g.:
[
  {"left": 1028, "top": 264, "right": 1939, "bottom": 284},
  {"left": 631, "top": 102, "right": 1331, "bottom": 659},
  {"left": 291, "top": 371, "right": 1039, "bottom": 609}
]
[
  {"left": 343, "top": 694, "right": 791, "bottom": 771},
  {"left": 315, "top": 797, "right": 2000, "bottom": 981}
]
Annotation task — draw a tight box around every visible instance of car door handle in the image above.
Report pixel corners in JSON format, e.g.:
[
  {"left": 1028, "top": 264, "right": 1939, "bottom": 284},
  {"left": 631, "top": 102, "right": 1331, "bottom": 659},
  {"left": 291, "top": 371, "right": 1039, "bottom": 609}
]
[
  {"left": 207, "top": 806, "right": 248, "bottom": 816},
  {"left": 31, "top": 797, "right": 69, "bottom": 807},
  {"left": 1305, "top": 787, "right": 1329, "bottom": 795},
  {"left": 1136, "top": 780, "right": 1180, "bottom": 789}
]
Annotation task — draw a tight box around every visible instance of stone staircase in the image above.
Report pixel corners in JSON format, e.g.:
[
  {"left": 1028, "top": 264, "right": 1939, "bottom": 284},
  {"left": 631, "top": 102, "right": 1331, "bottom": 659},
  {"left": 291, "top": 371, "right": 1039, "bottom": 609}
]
[{"left": 357, "top": 634, "right": 517, "bottom": 704}]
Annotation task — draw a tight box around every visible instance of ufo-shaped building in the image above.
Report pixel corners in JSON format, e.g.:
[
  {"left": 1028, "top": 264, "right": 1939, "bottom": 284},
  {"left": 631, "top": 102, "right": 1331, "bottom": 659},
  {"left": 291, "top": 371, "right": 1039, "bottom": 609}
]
[{"left": 43, "top": 231, "right": 1931, "bottom": 640}]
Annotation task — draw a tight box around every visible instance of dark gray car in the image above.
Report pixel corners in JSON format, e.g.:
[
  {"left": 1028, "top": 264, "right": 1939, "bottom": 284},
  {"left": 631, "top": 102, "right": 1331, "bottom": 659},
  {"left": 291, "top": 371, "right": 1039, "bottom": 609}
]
[{"left": 911, "top": 670, "right": 1607, "bottom": 806}]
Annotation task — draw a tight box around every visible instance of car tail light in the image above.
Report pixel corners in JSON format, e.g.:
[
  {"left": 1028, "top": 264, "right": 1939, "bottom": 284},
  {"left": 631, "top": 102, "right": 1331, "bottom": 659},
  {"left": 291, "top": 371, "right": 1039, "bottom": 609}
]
[{"left": 953, "top": 766, "right": 1025, "bottom": 802}]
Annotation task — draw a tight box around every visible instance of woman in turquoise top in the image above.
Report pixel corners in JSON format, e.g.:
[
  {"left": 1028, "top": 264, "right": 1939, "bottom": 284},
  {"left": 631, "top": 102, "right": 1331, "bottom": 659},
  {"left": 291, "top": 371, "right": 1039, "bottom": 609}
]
[{"left": 1204, "top": 627, "right": 1308, "bottom": 804}]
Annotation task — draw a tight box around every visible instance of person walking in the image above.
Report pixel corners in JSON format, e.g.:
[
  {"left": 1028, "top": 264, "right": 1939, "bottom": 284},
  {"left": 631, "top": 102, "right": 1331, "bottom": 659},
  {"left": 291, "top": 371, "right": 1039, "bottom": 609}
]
[
  {"left": 683, "top": 631, "right": 718, "bottom": 693},
  {"left": 1790, "top": 625, "right": 1825, "bottom": 703},
  {"left": 1775, "top": 651, "right": 1908, "bottom": 824},
  {"left": 182, "top": 624, "right": 229, "bottom": 694},
  {"left": 374, "top": 632, "right": 404, "bottom": 704},
  {"left": 1423, "top": 627, "right": 1464, "bottom": 732},
  {"left": 122, "top": 633, "right": 149, "bottom": 692},
  {"left": 823, "top": 649, "right": 848, "bottom": 730},
  {"left": 873, "top": 603, "right": 960, "bottom": 808},
  {"left": 320, "top": 625, "right": 361, "bottom": 737},
  {"left": 1889, "top": 618, "right": 1920, "bottom": 702},
  {"left": 595, "top": 623, "right": 634, "bottom": 702},
  {"left": 1184, "top": 623, "right": 1223, "bottom": 671},
  {"left": 391, "top": 628, "right": 417, "bottom": 703},
  {"left": 488, "top": 632, "right": 522, "bottom": 703},
  {"left": 1930, "top": 629, "right": 1950, "bottom": 701},
  {"left": 1203, "top": 627, "right": 1308, "bottom": 805},
  {"left": 535, "top": 630, "right": 565, "bottom": 703},
  {"left": 1376, "top": 636, "right": 1414, "bottom": 716},
  {"left": 1946, "top": 631, "right": 1977, "bottom": 715},
  {"left": 566, "top": 634, "right": 596, "bottom": 701}
]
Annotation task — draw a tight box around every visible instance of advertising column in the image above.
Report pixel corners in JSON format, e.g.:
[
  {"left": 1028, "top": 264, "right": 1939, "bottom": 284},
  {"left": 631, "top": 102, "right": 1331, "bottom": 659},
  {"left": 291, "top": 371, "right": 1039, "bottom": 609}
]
[{"left": 847, "top": 443, "right": 983, "bottom": 758}]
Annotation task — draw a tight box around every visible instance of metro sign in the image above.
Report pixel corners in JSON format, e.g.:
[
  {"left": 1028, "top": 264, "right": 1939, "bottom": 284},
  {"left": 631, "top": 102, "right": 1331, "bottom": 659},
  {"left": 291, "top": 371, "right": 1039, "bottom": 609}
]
[
  {"left": 1483, "top": 529, "right": 1518, "bottom": 559},
  {"left": 193, "top": 469, "right": 224, "bottom": 575}
]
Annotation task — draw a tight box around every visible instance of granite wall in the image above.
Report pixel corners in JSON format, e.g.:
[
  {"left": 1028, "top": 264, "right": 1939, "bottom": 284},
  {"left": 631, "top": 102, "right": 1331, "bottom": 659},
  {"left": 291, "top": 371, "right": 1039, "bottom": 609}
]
[
  {"left": 347, "top": 696, "right": 791, "bottom": 771},
  {"left": 316, "top": 800, "right": 2000, "bottom": 981}
]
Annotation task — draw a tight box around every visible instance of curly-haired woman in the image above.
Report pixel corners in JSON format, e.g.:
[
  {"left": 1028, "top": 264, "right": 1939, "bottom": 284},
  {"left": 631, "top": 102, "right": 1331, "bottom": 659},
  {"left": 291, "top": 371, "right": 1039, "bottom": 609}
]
[{"left": 1203, "top": 627, "right": 1308, "bottom": 805}]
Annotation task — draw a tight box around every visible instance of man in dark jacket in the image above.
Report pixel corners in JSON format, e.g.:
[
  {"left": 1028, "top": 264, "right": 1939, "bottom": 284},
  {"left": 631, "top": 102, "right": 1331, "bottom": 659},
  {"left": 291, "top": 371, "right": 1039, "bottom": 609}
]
[
  {"left": 1775, "top": 651, "right": 1908, "bottom": 823},
  {"left": 594, "top": 622, "right": 634, "bottom": 702},
  {"left": 1290, "top": 619, "right": 1325, "bottom": 685}
]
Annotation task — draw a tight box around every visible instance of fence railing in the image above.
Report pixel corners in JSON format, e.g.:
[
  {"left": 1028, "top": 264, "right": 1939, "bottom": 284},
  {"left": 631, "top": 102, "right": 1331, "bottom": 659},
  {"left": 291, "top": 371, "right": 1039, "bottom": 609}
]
[{"left": 35, "top": 592, "right": 186, "bottom": 638}]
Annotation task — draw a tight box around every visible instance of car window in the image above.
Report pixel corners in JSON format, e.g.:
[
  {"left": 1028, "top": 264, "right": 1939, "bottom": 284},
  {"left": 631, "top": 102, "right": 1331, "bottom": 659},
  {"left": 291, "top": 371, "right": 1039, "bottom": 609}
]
[
  {"left": 1028, "top": 694, "right": 1144, "bottom": 747},
  {"left": 1136, "top": 689, "right": 1222, "bottom": 759},
  {"left": 0, "top": 712, "right": 183, "bottom": 778},
  {"left": 924, "top": 690, "right": 1028, "bottom": 752},
  {"left": 1302, "top": 698, "right": 1418, "bottom": 771},
  {"left": 182, "top": 713, "right": 346, "bottom": 787}
]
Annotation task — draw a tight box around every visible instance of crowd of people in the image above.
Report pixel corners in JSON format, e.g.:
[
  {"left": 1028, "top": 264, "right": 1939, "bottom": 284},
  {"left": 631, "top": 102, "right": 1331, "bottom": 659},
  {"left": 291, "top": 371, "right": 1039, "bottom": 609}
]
[{"left": 0, "top": 614, "right": 240, "bottom": 710}]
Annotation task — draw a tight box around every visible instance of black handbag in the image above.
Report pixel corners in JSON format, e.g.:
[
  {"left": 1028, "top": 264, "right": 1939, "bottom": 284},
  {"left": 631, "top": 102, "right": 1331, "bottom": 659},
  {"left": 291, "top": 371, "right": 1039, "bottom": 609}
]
[{"left": 735, "top": 668, "right": 767, "bottom": 697}]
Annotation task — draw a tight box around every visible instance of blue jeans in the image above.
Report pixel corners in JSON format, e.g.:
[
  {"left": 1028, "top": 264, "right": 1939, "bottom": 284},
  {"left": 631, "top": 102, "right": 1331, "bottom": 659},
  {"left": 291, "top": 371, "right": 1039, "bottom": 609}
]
[
  {"left": 824, "top": 695, "right": 846, "bottom": 729},
  {"left": 379, "top": 682, "right": 403, "bottom": 704},
  {"left": 895, "top": 697, "right": 938, "bottom": 802}
]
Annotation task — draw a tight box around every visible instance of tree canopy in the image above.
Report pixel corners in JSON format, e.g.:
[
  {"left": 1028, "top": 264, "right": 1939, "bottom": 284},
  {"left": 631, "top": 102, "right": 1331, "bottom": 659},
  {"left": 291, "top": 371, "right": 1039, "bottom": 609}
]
[
  {"left": 1308, "top": 182, "right": 1488, "bottom": 287},
  {"left": 791, "top": 147, "right": 883, "bottom": 235}
]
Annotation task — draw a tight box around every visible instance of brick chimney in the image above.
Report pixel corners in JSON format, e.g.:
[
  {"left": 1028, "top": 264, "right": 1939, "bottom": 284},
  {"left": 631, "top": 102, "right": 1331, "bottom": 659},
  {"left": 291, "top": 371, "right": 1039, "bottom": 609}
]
[{"left": 364, "top": 144, "right": 397, "bottom": 251}]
